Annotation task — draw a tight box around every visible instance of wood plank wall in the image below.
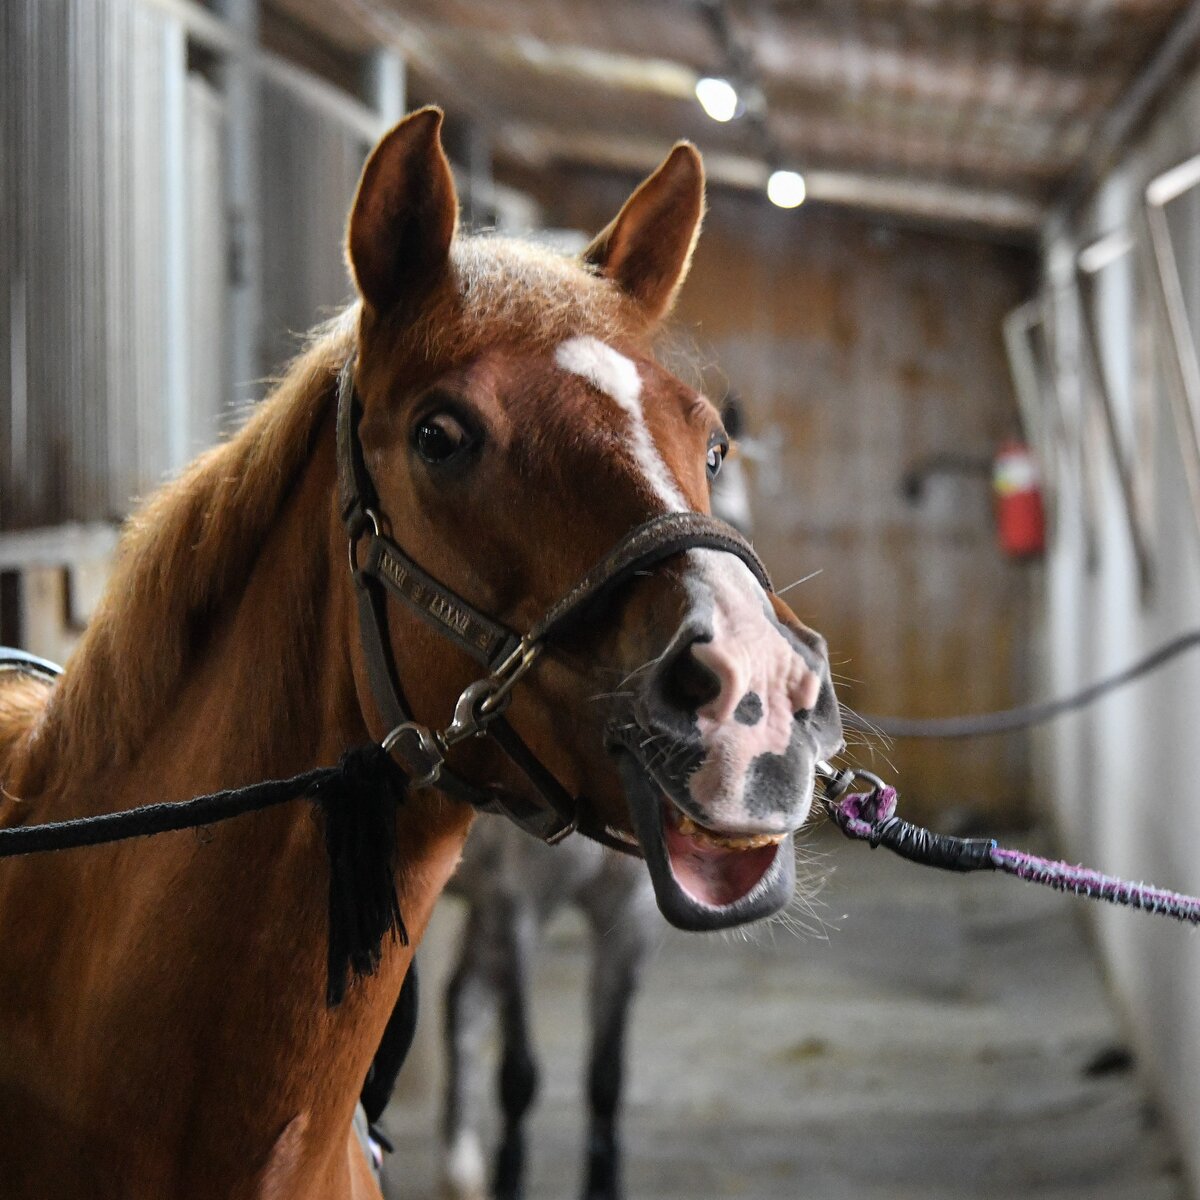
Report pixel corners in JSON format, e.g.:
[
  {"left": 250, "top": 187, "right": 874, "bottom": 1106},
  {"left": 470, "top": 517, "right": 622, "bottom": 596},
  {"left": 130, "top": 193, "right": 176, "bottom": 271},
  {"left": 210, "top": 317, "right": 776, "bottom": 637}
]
[{"left": 522, "top": 172, "right": 1038, "bottom": 825}]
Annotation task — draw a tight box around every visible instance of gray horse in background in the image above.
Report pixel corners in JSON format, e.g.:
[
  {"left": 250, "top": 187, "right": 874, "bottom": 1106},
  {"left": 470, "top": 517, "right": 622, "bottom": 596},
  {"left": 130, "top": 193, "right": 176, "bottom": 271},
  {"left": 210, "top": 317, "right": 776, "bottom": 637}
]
[{"left": 438, "top": 400, "right": 754, "bottom": 1200}]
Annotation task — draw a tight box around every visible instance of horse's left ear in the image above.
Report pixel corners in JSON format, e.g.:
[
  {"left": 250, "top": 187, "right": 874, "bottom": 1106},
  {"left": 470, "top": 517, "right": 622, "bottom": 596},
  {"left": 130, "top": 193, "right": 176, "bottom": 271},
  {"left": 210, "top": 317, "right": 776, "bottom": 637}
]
[
  {"left": 583, "top": 142, "right": 705, "bottom": 322},
  {"left": 347, "top": 107, "right": 458, "bottom": 315}
]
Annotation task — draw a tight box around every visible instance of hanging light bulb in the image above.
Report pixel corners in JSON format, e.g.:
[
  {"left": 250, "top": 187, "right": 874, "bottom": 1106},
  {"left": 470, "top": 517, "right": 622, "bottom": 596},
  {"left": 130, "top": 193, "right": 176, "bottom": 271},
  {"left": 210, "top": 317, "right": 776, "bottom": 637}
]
[
  {"left": 695, "top": 76, "right": 740, "bottom": 123},
  {"left": 767, "top": 169, "right": 806, "bottom": 209}
]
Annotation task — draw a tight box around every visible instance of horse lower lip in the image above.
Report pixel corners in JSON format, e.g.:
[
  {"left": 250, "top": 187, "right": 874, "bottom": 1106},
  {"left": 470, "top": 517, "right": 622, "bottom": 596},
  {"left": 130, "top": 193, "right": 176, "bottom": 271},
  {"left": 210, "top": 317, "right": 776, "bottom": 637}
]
[
  {"left": 661, "top": 799, "right": 780, "bottom": 907},
  {"left": 616, "top": 749, "right": 795, "bottom": 931}
]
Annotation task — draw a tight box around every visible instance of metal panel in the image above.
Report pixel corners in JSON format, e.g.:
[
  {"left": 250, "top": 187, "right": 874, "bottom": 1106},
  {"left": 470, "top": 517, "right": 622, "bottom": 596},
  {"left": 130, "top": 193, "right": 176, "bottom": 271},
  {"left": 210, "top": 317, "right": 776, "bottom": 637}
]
[
  {"left": 1075, "top": 229, "right": 1157, "bottom": 592},
  {"left": 1, "top": 0, "right": 181, "bottom": 529},
  {"left": 1144, "top": 152, "right": 1200, "bottom": 549},
  {"left": 258, "top": 75, "right": 369, "bottom": 379},
  {"left": 1, "top": 0, "right": 374, "bottom": 528},
  {"left": 185, "top": 73, "right": 232, "bottom": 456}
]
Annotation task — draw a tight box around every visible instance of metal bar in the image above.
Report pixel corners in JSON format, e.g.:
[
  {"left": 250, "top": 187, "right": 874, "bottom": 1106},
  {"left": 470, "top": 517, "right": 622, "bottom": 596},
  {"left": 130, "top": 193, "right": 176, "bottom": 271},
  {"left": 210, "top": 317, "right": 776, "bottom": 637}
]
[
  {"left": 504, "top": 123, "right": 1043, "bottom": 236},
  {"left": 0, "top": 523, "right": 120, "bottom": 570},
  {"left": 162, "top": 15, "right": 189, "bottom": 473},
  {"left": 255, "top": 51, "right": 383, "bottom": 142},
  {"left": 1058, "top": 0, "right": 1200, "bottom": 219},
  {"left": 1075, "top": 232, "right": 1155, "bottom": 594},
  {"left": 1143, "top": 171, "right": 1200, "bottom": 548},
  {"left": 1146, "top": 151, "right": 1200, "bottom": 208},
  {"left": 139, "top": 0, "right": 383, "bottom": 138},
  {"left": 139, "top": 0, "right": 239, "bottom": 54},
  {"left": 1040, "top": 284, "right": 1102, "bottom": 573}
]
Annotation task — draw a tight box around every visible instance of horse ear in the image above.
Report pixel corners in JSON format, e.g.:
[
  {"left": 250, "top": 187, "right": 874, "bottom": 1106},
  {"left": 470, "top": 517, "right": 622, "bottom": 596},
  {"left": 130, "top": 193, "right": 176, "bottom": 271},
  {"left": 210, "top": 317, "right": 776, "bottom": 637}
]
[
  {"left": 583, "top": 143, "right": 705, "bottom": 321},
  {"left": 347, "top": 107, "right": 458, "bottom": 315}
]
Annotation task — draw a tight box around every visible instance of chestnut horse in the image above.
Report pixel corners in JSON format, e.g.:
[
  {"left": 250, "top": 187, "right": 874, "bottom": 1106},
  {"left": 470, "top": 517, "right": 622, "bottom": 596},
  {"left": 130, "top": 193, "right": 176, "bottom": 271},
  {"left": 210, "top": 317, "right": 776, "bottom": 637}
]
[{"left": 0, "top": 108, "right": 841, "bottom": 1199}]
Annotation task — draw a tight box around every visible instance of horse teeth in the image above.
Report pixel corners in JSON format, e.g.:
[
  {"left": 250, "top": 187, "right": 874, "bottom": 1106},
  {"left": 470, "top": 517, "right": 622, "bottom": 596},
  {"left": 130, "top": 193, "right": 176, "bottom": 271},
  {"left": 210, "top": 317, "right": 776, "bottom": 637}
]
[{"left": 673, "top": 811, "right": 784, "bottom": 851}]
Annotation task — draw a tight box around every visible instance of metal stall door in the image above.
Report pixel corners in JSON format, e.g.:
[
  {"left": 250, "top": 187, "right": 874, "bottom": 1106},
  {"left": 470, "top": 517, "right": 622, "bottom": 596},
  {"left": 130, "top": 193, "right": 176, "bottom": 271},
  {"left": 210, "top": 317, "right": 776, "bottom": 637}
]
[
  {"left": 257, "top": 74, "right": 373, "bottom": 381},
  {"left": 185, "top": 71, "right": 232, "bottom": 454},
  {"left": 2, "top": 0, "right": 188, "bottom": 529}
]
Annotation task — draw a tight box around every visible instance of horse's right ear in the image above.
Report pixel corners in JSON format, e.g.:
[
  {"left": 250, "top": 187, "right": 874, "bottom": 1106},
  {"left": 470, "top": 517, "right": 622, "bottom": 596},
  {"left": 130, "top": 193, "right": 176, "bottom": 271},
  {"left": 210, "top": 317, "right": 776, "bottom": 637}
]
[
  {"left": 583, "top": 143, "right": 705, "bottom": 322},
  {"left": 347, "top": 107, "right": 458, "bottom": 315}
]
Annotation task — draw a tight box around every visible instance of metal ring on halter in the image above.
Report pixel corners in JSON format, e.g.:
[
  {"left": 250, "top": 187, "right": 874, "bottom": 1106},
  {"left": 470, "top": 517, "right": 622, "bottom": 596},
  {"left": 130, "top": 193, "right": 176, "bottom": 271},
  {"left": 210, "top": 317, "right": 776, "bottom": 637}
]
[
  {"left": 816, "top": 761, "right": 888, "bottom": 814},
  {"left": 347, "top": 508, "right": 383, "bottom": 573},
  {"left": 846, "top": 767, "right": 888, "bottom": 814},
  {"left": 381, "top": 721, "right": 444, "bottom": 788},
  {"left": 479, "top": 641, "right": 542, "bottom": 717},
  {"left": 815, "top": 759, "right": 855, "bottom": 801}
]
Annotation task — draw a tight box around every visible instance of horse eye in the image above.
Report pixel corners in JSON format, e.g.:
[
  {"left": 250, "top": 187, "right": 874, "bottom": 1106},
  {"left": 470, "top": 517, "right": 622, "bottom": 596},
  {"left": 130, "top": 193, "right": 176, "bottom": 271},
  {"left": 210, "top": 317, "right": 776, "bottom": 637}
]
[
  {"left": 414, "top": 412, "right": 473, "bottom": 464},
  {"left": 706, "top": 438, "right": 728, "bottom": 481}
]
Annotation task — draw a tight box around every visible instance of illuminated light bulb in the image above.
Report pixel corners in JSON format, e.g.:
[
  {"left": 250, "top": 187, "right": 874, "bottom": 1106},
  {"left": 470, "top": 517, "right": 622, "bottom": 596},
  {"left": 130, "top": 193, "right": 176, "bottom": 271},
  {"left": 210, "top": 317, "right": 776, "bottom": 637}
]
[
  {"left": 695, "top": 76, "right": 740, "bottom": 123},
  {"left": 767, "top": 169, "right": 806, "bottom": 209}
]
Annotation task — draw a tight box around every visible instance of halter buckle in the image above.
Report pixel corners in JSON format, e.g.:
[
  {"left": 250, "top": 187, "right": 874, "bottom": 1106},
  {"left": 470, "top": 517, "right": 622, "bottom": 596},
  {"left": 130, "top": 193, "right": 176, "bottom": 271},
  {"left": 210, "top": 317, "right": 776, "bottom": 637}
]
[{"left": 347, "top": 508, "right": 383, "bottom": 573}]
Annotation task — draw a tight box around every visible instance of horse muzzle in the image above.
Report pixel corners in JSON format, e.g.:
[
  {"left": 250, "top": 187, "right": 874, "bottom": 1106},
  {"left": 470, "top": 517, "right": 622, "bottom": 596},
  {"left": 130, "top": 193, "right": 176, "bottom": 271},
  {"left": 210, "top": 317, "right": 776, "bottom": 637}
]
[{"left": 608, "top": 557, "right": 842, "bottom": 931}]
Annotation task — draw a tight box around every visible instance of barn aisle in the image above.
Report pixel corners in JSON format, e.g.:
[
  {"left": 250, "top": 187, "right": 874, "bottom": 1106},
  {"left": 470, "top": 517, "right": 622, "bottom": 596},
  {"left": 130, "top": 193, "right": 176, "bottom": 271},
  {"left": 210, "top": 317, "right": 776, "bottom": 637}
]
[{"left": 381, "top": 831, "right": 1185, "bottom": 1200}]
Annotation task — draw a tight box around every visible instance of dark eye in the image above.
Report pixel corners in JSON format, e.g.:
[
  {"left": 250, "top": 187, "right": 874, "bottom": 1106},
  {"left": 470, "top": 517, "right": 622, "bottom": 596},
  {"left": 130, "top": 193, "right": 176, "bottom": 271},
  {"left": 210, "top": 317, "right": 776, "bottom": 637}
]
[
  {"left": 413, "top": 412, "right": 473, "bottom": 465},
  {"left": 706, "top": 436, "right": 728, "bottom": 481}
]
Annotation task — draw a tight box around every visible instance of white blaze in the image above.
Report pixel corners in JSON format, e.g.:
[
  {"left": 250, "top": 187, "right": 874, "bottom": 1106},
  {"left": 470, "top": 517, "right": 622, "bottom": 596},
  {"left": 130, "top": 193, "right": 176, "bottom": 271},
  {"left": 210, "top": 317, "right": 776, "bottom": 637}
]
[{"left": 555, "top": 335, "right": 686, "bottom": 510}]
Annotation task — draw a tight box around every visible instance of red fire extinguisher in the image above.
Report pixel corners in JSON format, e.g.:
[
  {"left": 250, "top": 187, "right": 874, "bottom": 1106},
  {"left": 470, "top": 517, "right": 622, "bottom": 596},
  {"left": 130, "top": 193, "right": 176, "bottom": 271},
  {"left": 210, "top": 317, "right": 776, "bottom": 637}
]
[{"left": 993, "top": 440, "right": 1045, "bottom": 559}]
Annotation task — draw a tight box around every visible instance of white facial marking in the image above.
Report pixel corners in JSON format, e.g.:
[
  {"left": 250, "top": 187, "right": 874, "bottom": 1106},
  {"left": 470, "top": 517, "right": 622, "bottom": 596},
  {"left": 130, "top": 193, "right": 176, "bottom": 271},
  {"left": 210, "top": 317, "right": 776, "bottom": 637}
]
[
  {"left": 555, "top": 335, "right": 686, "bottom": 511},
  {"left": 684, "top": 551, "right": 822, "bottom": 828}
]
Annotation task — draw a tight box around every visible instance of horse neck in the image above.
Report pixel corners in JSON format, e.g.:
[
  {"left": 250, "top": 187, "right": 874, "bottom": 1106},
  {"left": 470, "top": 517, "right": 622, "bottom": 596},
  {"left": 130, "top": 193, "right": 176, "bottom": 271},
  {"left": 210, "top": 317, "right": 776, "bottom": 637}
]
[{"left": 1, "top": 366, "right": 472, "bottom": 1189}]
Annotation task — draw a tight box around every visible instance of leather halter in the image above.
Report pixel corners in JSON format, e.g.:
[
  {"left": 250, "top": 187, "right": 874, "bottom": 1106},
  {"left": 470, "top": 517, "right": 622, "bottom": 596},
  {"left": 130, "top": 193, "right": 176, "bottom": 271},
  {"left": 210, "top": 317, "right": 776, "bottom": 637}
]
[{"left": 336, "top": 358, "right": 773, "bottom": 849}]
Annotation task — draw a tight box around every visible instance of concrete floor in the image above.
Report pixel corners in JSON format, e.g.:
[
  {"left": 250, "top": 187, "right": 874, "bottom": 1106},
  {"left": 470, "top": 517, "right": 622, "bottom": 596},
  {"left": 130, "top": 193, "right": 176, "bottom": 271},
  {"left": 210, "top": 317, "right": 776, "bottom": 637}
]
[{"left": 379, "top": 830, "right": 1188, "bottom": 1200}]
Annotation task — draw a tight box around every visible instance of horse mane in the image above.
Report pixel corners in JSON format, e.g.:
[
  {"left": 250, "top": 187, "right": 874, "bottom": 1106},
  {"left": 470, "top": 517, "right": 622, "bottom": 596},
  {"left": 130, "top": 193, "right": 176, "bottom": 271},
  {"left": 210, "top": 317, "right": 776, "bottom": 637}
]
[
  {"left": 28, "top": 235, "right": 641, "bottom": 780},
  {"left": 30, "top": 311, "right": 356, "bottom": 777}
]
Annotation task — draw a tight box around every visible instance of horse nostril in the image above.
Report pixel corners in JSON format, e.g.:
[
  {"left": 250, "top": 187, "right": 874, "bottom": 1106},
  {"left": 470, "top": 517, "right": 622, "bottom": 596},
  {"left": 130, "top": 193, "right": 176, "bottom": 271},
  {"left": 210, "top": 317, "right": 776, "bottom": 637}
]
[{"left": 661, "top": 638, "right": 723, "bottom": 715}]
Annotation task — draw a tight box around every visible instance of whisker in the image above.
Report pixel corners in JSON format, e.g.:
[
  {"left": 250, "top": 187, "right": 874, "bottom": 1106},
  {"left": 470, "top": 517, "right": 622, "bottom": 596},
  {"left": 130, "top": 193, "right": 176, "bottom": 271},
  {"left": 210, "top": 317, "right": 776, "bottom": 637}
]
[
  {"left": 616, "top": 644, "right": 674, "bottom": 691},
  {"left": 776, "top": 568, "right": 823, "bottom": 597}
]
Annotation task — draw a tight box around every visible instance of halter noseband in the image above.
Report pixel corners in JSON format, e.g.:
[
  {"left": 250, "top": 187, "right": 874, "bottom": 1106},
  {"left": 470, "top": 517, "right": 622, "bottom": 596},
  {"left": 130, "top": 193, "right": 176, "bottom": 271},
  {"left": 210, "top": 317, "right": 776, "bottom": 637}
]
[{"left": 336, "top": 358, "right": 773, "bottom": 850}]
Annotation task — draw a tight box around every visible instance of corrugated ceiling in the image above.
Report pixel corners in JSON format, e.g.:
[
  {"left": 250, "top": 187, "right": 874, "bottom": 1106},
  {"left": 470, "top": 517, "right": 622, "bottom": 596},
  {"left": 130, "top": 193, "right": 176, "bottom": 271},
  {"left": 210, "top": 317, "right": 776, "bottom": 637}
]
[{"left": 268, "top": 0, "right": 1198, "bottom": 233}]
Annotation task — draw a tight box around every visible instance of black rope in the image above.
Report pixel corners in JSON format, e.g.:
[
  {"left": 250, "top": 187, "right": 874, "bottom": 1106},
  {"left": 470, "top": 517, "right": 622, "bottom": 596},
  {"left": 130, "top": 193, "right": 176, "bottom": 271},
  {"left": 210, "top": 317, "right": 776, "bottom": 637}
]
[
  {"left": 868, "top": 816, "right": 997, "bottom": 873},
  {"left": 853, "top": 627, "right": 1200, "bottom": 739},
  {"left": 0, "top": 744, "right": 409, "bottom": 1007},
  {"left": 0, "top": 764, "right": 340, "bottom": 856}
]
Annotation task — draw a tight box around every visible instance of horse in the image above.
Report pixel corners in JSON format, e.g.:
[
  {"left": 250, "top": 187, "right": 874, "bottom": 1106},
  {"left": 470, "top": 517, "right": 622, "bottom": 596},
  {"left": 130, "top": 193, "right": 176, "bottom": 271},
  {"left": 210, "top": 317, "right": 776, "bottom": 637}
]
[
  {"left": 436, "top": 436, "right": 755, "bottom": 1200},
  {"left": 0, "top": 107, "right": 842, "bottom": 1199}
]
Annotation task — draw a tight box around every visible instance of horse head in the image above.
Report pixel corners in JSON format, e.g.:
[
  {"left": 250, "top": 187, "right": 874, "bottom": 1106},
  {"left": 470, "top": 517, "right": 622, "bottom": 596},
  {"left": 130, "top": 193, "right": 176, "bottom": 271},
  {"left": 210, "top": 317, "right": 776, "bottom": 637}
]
[{"left": 343, "top": 108, "right": 843, "bottom": 932}]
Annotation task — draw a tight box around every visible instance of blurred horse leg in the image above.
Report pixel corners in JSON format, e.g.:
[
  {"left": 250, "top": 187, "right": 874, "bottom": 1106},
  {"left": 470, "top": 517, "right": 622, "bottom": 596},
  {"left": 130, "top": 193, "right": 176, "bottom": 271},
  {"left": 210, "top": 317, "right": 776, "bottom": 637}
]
[
  {"left": 441, "top": 908, "right": 504, "bottom": 1200},
  {"left": 579, "top": 867, "right": 655, "bottom": 1200},
  {"left": 492, "top": 896, "right": 541, "bottom": 1200}
]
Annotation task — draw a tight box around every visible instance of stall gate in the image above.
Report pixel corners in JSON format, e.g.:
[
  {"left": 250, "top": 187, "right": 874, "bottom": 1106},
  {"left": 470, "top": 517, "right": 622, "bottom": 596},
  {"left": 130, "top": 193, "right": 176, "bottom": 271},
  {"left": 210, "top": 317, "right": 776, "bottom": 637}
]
[
  {"left": 0, "top": 0, "right": 396, "bottom": 651},
  {"left": 1, "top": 0, "right": 391, "bottom": 535}
]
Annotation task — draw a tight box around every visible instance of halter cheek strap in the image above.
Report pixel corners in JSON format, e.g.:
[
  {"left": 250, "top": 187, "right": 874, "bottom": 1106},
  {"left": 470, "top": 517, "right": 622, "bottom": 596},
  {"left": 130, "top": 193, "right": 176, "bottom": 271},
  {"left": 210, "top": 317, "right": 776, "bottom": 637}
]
[{"left": 336, "top": 358, "right": 773, "bottom": 848}]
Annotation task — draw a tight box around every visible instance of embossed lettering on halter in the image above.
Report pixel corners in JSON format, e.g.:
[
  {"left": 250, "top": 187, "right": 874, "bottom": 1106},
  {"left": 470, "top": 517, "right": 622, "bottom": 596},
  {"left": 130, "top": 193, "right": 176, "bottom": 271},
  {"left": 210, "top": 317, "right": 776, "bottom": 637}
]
[{"left": 368, "top": 540, "right": 505, "bottom": 661}]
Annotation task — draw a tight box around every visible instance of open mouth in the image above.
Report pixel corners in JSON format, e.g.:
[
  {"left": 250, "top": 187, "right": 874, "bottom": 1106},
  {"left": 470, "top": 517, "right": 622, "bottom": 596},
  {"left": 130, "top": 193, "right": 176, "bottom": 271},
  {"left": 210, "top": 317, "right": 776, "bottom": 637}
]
[{"left": 615, "top": 748, "right": 796, "bottom": 931}]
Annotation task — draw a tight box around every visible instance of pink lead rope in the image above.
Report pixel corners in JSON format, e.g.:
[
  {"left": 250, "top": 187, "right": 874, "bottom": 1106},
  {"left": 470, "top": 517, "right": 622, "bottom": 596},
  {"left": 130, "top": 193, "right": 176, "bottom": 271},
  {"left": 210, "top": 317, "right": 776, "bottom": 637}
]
[{"left": 818, "top": 764, "right": 1200, "bottom": 926}]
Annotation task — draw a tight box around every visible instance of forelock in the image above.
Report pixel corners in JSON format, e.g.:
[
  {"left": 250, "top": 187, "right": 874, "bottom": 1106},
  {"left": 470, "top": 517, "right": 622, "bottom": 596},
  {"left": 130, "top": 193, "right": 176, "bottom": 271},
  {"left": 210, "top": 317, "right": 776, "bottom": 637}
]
[{"left": 401, "top": 234, "right": 648, "bottom": 362}]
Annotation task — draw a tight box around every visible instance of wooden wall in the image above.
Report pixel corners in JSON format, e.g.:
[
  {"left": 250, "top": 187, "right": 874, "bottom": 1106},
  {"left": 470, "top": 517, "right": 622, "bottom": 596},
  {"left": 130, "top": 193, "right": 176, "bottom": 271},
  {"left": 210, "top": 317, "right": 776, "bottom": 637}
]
[{"left": 520, "top": 172, "right": 1038, "bottom": 825}]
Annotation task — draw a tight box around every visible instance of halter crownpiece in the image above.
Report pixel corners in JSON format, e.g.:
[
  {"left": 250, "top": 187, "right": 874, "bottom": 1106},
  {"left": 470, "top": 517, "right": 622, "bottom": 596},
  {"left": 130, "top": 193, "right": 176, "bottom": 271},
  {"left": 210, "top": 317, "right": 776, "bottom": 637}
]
[{"left": 335, "top": 356, "right": 772, "bottom": 848}]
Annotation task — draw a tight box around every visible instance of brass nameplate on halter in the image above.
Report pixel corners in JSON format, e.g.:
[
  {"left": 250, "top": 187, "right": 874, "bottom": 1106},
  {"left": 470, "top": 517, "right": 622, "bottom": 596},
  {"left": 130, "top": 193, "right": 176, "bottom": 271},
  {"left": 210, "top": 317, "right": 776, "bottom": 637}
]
[{"left": 369, "top": 540, "right": 503, "bottom": 660}]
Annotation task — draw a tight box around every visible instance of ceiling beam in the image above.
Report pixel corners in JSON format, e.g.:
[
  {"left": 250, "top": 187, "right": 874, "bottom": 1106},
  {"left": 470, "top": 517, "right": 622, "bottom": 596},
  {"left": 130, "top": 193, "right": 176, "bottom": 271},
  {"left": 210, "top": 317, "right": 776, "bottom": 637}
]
[
  {"left": 502, "top": 124, "right": 1043, "bottom": 235},
  {"left": 1057, "top": 0, "right": 1200, "bottom": 219}
]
